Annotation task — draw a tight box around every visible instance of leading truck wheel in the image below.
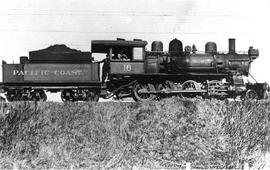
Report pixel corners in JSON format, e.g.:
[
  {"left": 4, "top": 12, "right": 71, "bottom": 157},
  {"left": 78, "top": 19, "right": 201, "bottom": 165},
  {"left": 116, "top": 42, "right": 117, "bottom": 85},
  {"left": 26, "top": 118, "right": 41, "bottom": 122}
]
[
  {"left": 244, "top": 89, "right": 258, "bottom": 100},
  {"left": 132, "top": 82, "right": 156, "bottom": 102}
]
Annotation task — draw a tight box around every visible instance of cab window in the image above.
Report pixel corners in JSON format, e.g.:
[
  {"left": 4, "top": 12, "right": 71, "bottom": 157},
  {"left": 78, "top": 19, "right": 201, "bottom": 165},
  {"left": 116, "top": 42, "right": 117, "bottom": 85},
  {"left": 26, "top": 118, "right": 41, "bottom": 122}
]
[
  {"left": 111, "top": 47, "right": 132, "bottom": 61},
  {"left": 133, "top": 47, "right": 144, "bottom": 60}
]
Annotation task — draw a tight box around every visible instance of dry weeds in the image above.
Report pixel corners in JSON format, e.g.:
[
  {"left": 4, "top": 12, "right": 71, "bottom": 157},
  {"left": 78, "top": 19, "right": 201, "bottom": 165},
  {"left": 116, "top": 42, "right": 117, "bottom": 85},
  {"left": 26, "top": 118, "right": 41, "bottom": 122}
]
[{"left": 0, "top": 98, "right": 269, "bottom": 169}]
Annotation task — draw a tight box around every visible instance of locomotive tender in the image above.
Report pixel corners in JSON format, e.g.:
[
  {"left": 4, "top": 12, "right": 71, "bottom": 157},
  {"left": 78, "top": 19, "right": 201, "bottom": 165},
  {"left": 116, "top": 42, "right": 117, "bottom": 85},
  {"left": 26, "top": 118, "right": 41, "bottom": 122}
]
[{"left": 0, "top": 38, "right": 268, "bottom": 102}]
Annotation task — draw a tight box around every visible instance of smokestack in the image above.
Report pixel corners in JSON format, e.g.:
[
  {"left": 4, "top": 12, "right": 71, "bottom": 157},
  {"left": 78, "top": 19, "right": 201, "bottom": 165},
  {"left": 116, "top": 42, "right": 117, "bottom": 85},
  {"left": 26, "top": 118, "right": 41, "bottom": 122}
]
[{"left": 229, "top": 38, "right": 235, "bottom": 54}]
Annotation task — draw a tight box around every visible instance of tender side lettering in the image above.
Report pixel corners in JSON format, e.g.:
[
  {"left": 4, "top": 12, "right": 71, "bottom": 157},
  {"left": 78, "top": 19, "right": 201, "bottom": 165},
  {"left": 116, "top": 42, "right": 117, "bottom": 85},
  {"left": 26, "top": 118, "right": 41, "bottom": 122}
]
[
  {"left": 13, "top": 70, "right": 25, "bottom": 76},
  {"left": 13, "top": 69, "right": 83, "bottom": 76},
  {"left": 54, "top": 70, "right": 82, "bottom": 76}
]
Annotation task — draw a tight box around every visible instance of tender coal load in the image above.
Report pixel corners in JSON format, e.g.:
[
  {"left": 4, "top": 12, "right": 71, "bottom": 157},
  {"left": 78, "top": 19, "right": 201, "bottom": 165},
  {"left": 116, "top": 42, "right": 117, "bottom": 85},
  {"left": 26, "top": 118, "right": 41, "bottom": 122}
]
[
  {"left": 29, "top": 44, "right": 92, "bottom": 63},
  {"left": 169, "top": 38, "right": 183, "bottom": 55}
]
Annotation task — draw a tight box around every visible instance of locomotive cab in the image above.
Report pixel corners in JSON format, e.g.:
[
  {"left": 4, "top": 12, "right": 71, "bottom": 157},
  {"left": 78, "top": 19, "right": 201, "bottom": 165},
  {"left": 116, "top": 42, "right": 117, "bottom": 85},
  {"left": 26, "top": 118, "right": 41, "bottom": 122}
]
[{"left": 91, "top": 39, "right": 148, "bottom": 76}]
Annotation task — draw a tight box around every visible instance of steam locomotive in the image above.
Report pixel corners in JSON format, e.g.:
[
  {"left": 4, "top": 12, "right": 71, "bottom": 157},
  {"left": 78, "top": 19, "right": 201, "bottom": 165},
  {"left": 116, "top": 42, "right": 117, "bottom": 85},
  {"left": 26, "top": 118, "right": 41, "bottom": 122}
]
[{"left": 0, "top": 38, "right": 268, "bottom": 102}]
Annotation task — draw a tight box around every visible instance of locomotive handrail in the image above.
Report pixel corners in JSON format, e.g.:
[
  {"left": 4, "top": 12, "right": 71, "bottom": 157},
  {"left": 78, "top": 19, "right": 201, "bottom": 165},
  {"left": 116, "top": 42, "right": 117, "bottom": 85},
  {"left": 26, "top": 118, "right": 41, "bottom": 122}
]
[
  {"left": 248, "top": 72, "right": 258, "bottom": 83},
  {"left": 227, "top": 59, "right": 250, "bottom": 61},
  {"left": 195, "top": 51, "right": 248, "bottom": 54}
]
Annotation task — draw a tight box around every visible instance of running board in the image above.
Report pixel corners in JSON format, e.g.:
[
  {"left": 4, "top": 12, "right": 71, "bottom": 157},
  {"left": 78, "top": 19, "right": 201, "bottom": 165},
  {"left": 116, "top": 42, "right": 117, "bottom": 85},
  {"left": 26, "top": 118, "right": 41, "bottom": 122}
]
[{"left": 138, "top": 89, "right": 208, "bottom": 94}]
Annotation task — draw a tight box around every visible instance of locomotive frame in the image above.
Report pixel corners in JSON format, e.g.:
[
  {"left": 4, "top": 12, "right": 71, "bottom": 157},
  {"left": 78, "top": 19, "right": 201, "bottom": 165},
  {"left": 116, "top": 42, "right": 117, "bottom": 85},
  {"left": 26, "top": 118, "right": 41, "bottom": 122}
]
[{"left": 0, "top": 38, "right": 268, "bottom": 102}]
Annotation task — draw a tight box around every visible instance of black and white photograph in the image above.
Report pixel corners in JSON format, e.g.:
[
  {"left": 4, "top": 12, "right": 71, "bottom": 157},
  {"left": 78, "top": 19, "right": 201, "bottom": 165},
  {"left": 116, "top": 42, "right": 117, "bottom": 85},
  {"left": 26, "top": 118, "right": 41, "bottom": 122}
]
[{"left": 0, "top": 0, "right": 270, "bottom": 169}]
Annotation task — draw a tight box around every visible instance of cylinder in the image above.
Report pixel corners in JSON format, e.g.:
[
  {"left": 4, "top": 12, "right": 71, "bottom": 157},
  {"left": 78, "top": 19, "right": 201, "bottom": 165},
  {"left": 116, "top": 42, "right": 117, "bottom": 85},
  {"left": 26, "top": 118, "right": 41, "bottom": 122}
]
[
  {"left": 169, "top": 38, "right": 183, "bottom": 54},
  {"left": 205, "top": 42, "right": 217, "bottom": 54},
  {"left": 20, "top": 56, "right": 28, "bottom": 64},
  {"left": 229, "top": 38, "right": 235, "bottom": 53},
  {"left": 151, "top": 41, "right": 163, "bottom": 52}
]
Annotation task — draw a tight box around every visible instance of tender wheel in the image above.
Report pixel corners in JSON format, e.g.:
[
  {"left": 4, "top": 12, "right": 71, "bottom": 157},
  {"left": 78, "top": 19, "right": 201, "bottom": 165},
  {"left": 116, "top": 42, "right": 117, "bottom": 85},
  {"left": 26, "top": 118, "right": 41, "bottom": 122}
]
[
  {"left": 61, "top": 90, "right": 75, "bottom": 102},
  {"left": 40, "top": 92, "right": 47, "bottom": 102},
  {"left": 61, "top": 94, "right": 67, "bottom": 102},
  {"left": 31, "top": 90, "right": 39, "bottom": 101},
  {"left": 6, "top": 92, "right": 15, "bottom": 102},
  {"left": 132, "top": 82, "right": 156, "bottom": 102},
  {"left": 244, "top": 89, "right": 258, "bottom": 100},
  {"left": 181, "top": 80, "right": 199, "bottom": 98},
  {"left": 86, "top": 90, "right": 99, "bottom": 102},
  {"left": 31, "top": 90, "right": 47, "bottom": 101}
]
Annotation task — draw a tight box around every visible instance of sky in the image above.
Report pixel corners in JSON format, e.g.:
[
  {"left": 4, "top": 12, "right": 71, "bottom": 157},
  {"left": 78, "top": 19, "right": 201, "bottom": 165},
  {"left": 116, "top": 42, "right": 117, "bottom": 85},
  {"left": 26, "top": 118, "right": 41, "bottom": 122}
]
[{"left": 0, "top": 0, "right": 270, "bottom": 101}]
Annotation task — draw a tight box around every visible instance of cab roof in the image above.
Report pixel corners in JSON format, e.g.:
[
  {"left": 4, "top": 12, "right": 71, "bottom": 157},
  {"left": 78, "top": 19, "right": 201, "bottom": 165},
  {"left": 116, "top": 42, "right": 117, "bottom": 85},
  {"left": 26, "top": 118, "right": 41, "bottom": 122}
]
[{"left": 91, "top": 39, "right": 147, "bottom": 53}]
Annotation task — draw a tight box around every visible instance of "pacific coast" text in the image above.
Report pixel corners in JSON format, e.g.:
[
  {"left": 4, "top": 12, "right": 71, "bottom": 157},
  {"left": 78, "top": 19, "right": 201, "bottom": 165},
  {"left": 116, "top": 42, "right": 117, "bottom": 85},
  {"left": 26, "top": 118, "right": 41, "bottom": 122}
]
[{"left": 13, "top": 70, "right": 83, "bottom": 76}]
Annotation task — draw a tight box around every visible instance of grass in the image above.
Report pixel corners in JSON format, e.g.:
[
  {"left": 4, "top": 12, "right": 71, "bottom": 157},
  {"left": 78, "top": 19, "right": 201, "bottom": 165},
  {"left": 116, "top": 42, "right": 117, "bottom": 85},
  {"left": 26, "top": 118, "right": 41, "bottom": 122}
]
[{"left": 0, "top": 98, "right": 270, "bottom": 169}]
